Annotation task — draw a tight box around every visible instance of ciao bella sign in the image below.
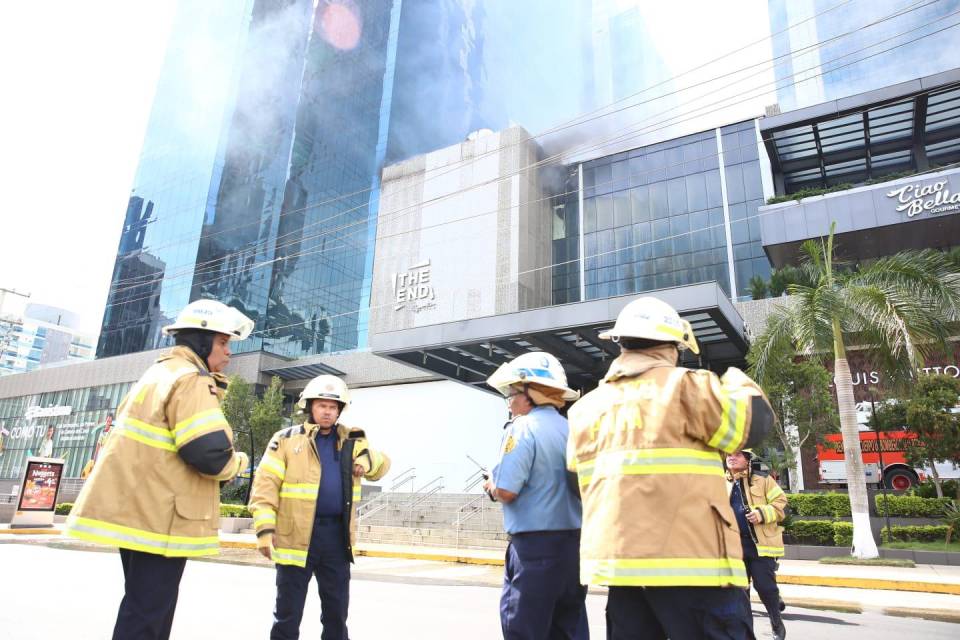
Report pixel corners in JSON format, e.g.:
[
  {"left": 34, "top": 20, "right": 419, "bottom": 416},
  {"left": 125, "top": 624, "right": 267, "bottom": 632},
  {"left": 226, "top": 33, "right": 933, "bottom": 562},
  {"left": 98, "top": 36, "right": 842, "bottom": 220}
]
[{"left": 887, "top": 178, "right": 960, "bottom": 218}]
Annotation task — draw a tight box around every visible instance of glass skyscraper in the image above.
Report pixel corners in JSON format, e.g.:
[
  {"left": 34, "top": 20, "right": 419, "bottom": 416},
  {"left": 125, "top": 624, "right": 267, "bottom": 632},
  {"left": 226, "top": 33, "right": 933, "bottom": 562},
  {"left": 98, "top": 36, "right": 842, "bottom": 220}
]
[
  {"left": 768, "top": 0, "right": 960, "bottom": 112},
  {"left": 99, "top": 0, "right": 687, "bottom": 358},
  {"left": 99, "top": 0, "right": 399, "bottom": 358}
]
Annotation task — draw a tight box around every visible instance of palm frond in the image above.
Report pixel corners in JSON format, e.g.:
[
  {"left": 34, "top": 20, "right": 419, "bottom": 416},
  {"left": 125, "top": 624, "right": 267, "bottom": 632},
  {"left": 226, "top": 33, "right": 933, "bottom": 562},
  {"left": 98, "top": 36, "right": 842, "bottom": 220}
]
[{"left": 747, "top": 305, "right": 797, "bottom": 383}]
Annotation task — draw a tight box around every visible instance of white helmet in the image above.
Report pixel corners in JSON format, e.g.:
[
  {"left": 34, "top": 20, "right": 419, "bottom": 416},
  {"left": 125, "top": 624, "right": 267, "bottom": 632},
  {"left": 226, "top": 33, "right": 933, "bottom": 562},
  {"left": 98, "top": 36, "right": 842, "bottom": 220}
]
[
  {"left": 162, "top": 299, "right": 254, "bottom": 340},
  {"left": 486, "top": 352, "right": 579, "bottom": 401},
  {"left": 599, "top": 297, "right": 700, "bottom": 354},
  {"left": 298, "top": 375, "right": 350, "bottom": 409}
]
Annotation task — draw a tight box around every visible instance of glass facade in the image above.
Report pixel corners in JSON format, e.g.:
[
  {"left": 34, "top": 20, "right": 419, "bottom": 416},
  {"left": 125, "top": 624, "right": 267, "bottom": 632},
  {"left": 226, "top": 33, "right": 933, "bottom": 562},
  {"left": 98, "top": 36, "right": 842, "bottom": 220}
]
[
  {"left": 553, "top": 121, "right": 770, "bottom": 303},
  {"left": 99, "top": 0, "right": 399, "bottom": 359},
  {"left": 0, "top": 382, "right": 130, "bottom": 479},
  {"left": 768, "top": 0, "right": 960, "bottom": 112}
]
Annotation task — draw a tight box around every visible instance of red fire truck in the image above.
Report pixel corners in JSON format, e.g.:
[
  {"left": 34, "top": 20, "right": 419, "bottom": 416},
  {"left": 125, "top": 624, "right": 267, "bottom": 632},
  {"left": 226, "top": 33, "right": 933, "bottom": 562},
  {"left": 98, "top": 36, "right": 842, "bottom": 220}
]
[{"left": 816, "top": 403, "right": 960, "bottom": 490}]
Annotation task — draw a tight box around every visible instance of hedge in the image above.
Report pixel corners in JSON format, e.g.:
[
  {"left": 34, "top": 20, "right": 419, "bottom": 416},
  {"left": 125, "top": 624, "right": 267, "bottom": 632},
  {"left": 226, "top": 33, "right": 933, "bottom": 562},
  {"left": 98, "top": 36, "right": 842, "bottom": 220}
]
[
  {"left": 833, "top": 522, "right": 853, "bottom": 547},
  {"left": 785, "top": 520, "right": 834, "bottom": 545},
  {"left": 874, "top": 495, "right": 952, "bottom": 518},
  {"left": 56, "top": 503, "right": 251, "bottom": 518},
  {"left": 786, "top": 493, "right": 851, "bottom": 517},
  {"left": 220, "top": 503, "right": 252, "bottom": 518},
  {"left": 881, "top": 525, "right": 951, "bottom": 543}
]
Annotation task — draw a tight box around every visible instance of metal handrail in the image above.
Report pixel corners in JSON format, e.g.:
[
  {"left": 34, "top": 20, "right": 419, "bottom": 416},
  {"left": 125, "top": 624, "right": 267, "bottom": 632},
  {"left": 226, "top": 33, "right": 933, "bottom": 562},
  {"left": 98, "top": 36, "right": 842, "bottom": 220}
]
[
  {"left": 390, "top": 467, "right": 416, "bottom": 492},
  {"left": 407, "top": 476, "right": 444, "bottom": 511},
  {"left": 463, "top": 469, "right": 485, "bottom": 493},
  {"left": 356, "top": 492, "right": 390, "bottom": 521}
]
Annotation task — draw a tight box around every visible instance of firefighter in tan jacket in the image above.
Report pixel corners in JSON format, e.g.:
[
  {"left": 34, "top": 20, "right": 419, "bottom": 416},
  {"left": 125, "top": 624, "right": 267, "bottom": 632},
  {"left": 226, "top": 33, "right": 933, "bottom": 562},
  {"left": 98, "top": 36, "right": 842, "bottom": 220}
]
[
  {"left": 249, "top": 375, "right": 389, "bottom": 640},
  {"left": 65, "top": 300, "right": 253, "bottom": 640},
  {"left": 567, "top": 297, "right": 774, "bottom": 640},
  {"left": 727, "top": 449, "right": 788, "bottom": 639}
]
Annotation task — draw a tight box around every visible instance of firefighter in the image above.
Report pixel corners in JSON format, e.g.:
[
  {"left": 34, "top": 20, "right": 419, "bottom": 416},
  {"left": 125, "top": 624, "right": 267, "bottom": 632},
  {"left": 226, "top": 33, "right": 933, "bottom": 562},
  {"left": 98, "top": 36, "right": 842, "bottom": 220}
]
[
  {"left": 250, "top": 374, "right": 390, "bottom": 640},
  {"left": 484, "top": 352, "right": 588, "bottom": 640},
  {"left": 64, "top": 299, "right": 253, "bottom": 640},
  {"left": 726, "top": 449, "right": 788, "bottom": 640},
  {"left": 567, "top": 297, "right": 775, "bottom": 640}
]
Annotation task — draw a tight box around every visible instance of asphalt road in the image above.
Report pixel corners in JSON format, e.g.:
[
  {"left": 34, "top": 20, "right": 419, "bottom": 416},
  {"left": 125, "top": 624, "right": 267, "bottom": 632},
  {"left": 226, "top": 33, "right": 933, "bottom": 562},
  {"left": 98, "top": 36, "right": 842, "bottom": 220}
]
[{"left": 1, "top": 543, "right": 957, "bottom": 639}]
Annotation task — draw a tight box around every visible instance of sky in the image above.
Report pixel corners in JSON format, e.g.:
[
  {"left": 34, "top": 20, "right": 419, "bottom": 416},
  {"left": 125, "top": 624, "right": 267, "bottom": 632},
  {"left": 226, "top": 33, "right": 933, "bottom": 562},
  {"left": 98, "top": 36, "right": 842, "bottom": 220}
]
[
  {"left": 0, "top": 2, "right": 176, "bottom": 333},
  {"left": 0, "top": 0, "right": 777, "bottom": 336}
]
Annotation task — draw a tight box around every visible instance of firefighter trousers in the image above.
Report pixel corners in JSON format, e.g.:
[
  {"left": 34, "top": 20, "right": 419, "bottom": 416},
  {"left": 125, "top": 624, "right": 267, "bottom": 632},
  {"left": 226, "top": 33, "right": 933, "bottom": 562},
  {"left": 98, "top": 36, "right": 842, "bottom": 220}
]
[
  {"left": 271, "top": 517, "right": 350, "bottom": 640},
  {"left": 500, "top": 529, "right": 589, "bottom": 640},
  {"left": 745, "top": 556, "right": 784, "bottom": 630},
  {"left": 113, "top": 548, "right": 186, "bottom": 640},
  {"left": 606, "top": 585, "right": 755, "bottom": 640}
]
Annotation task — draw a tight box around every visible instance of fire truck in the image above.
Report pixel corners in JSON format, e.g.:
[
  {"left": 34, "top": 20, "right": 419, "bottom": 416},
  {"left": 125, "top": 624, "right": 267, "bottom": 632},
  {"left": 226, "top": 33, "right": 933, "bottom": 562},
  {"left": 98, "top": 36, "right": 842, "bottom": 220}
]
[{"left": 816, "top": 402, "right": 960, "bottom": 490}]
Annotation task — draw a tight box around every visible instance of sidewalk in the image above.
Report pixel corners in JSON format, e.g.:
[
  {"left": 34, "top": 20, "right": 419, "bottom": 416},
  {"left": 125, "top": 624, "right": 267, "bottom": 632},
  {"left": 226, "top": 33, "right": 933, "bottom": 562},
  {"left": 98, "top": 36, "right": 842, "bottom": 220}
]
[{"left": 6, "top": 524, "right": 960, "bottom": 600}]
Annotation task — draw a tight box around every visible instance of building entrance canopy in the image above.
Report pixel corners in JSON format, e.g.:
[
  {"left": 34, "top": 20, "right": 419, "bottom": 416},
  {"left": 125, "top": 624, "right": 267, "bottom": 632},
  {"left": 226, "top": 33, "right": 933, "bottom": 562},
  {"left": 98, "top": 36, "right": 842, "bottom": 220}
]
[{"left": 370, "top": 282, "right": 748, "bottom": 395}]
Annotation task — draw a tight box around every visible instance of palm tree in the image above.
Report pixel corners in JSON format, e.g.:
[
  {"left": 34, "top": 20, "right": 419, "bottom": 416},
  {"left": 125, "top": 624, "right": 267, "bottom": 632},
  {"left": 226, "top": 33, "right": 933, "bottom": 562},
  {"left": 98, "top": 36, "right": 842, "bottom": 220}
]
[{"left": 750, "top": 224, "right": 960, "bottom": 558}]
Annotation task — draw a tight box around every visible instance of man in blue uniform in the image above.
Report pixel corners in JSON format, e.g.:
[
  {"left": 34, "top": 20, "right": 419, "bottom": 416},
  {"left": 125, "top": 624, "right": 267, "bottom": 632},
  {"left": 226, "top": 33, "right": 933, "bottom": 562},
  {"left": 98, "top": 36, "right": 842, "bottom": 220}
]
[{"left": 484, "top": 352, "right": 588, "bottom": 640}]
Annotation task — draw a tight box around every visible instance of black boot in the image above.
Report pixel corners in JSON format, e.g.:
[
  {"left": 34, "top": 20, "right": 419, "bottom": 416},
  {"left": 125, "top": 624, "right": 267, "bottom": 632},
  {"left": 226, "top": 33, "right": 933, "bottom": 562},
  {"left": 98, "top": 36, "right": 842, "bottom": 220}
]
[
  {"left": 779, "top": 597, "right": 786, "bottom": 612},
  {"left": 770, "top": 612, "right": 786, "bottom": 640}
]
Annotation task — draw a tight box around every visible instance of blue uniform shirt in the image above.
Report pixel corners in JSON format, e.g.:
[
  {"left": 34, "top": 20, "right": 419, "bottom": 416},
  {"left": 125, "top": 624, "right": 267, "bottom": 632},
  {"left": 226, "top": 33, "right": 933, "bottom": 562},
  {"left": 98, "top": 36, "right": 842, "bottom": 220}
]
[
  {"left": 314, "top": 429, "right": 343, "bottom": 518},
  {"left": 492, "top": 406, "right": 582, "bottom": 534}
]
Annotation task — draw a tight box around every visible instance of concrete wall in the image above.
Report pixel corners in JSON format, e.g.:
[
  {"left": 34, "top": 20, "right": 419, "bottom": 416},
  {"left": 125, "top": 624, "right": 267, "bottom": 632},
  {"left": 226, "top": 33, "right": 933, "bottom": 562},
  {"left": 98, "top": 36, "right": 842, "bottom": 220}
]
[{"left": 371, "top": 127, "right": 552, "bottom": 336}]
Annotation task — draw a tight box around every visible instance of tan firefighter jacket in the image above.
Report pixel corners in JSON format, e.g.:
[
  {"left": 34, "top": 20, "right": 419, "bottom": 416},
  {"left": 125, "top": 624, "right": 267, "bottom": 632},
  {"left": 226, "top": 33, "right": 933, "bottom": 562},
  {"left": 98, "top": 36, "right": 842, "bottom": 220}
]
[
  {"left": 567, "top": 345, "right": 775, "bottom": 588},
  {"left": 65, "top": 346, "right": 247, "bottom": 557},
  {"left": 249, "top": 422, "right": 390, "bottom": 567},
  {"left": 727, "top": 470, "right": 787, "bottom": 557}
]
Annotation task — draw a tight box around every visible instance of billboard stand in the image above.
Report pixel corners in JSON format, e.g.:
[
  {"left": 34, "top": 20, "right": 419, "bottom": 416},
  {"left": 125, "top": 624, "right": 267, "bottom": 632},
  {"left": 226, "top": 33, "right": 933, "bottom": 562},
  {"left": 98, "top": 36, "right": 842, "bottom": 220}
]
[{"left": 10, "top": 457, "right": 65, "bottom": 528}]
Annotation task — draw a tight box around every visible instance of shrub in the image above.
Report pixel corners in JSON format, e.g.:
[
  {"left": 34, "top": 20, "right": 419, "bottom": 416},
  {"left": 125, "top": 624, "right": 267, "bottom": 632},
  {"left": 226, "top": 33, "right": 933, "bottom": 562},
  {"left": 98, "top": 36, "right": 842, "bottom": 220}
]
[
  {"left": 787, "top": 493, "right": 851, "bottom": 517},
  {"left": 833, "top": 522, "right": 853, "bottom": 547},
  {"left": 874, "top": 494, "right": 952, "bottom": 518},
  {"left": 220, "top": 503, "right": 252, "bottom": 518},
  {"left": 55, "top": 503, "right": 73, "bottom": 515},
  {"left": 910, "top": 480, "right": 959, "bottom": 500},
  {"left": 220, "top": 481, "right": 248, "bottom": 505},
  {"left": 785, "top": 520, "right": 835, "bottom": 545},
  {"left": 766, "top": 183, "right": 854, "bottom": 205},
  {"left": 881, "top": 525, "right": 951, "bottom": 543}
]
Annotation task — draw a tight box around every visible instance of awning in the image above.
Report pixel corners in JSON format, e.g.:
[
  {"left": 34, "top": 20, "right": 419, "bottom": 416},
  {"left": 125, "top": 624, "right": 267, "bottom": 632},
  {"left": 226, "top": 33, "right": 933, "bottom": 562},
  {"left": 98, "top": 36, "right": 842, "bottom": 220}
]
[
  {"left": 262, "top": 361, "right": 345, "bottom": 381},
  {"left": 370, "top": 282, "right": 748, "bottom": 395},
  {"left": 761, "top": 68, "right": 960, "bottom": 194}
]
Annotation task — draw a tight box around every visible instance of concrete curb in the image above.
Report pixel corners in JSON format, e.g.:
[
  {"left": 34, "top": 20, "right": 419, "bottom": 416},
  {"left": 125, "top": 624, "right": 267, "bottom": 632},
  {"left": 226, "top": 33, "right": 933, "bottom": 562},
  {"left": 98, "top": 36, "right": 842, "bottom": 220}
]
[{"left": 6, "top": 529, "right": 960, "bottom": 596}]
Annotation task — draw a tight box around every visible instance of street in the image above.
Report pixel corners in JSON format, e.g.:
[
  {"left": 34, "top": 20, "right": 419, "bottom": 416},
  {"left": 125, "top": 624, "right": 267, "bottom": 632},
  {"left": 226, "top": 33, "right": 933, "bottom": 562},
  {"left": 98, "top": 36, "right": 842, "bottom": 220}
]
[{"left": 1, "top": 543, "right": 958, "bottom": 639}]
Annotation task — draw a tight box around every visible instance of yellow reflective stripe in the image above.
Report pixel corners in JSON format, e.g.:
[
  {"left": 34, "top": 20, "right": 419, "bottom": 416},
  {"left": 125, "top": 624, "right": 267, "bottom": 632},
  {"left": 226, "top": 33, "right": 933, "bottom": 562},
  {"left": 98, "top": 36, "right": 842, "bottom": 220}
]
[
  {"left": 577, "top": 448, "right": 723, "bottom": 485},
  {"left": 279, "top": 482, "right": 319, "bottom": 500},
  {"left": 582, "top": 557, "right": 748, "bottom": 587},
  {"left": 762, "top": 505, "right": 777, "bottom": 523},
  {"left": 273, "top": 547, "right": 308, "bottom": 567},
  {"left": 64, "top": 516, "right": 219, "bottom": 556},
  {"left": 352, "top": 485, "right": 362, "bottom": 501},
  {"left": 757, "top": 545, "right": 784, "bottom": 557},
  {"left": 707, "top": 393, "right": 748, "bottom": 454},
  {"left": 258, "top": 455, "right": 286, "bottom": 480},
  {"left": 253, "top": 510, "right": 276, "bottom": 528},
  {"left": 655, "top": 323, "right": 684, "bottom": 340},
  {"left": 766, "top": 486, "right": 785, "bottom": 501},
  {"left": 174, "top": 408, "right": 229, "bottom": 446},
  {"left": 114, "top": 418, "right": 176, "bottom": 452}
]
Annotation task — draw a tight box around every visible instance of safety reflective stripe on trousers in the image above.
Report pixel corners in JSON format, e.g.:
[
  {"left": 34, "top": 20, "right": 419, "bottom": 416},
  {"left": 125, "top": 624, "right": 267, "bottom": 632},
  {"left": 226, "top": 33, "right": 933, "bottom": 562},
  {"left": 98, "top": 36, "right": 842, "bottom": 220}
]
[
  {"left": 64, "top": 516, "right": 219, "bottom": 556},
  {"left": 253, "top": 510, "right": 276, "bottom": 528},
  {"left": 114, "top": 418, "right": 176, "bottom": 452},
  {"left": 757, "top": 545, "right": 785, "bottom": 557},
  {"left": 258, "top": 455, "right": 286, "bottom": 481},
  {"left": 707, "top": 393, "right": 748, "bottom": 454},
  {"left": 273, "top": 547, "right": 308, "bottom": 567},
  {"left": 174, "top": 408, "right": 229, "bottom": 447},
  {"left": 582, "top": 557, "right": 748, "bottom": 587},
  {"left": 577, "top": 447, "right": 724, "bottom": 485},
  {"left": 353, "top": 484, "right": 362, "bottom": 501},
  {"left": 279, "top": 482, "right": 319, "bottom": 500}
]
